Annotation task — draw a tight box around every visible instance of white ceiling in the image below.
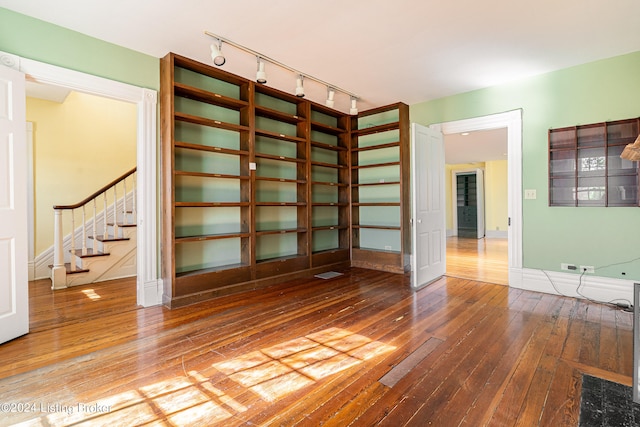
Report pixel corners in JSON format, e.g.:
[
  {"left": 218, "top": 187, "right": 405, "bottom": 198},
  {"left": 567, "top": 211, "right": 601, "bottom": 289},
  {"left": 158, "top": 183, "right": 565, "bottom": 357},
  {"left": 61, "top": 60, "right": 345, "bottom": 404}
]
[
  {"left": 4, "top": 1, "right": 637, "bottom": 164},
  {"left": 2, "top": 0, "right": 640, "bottom": 114}
]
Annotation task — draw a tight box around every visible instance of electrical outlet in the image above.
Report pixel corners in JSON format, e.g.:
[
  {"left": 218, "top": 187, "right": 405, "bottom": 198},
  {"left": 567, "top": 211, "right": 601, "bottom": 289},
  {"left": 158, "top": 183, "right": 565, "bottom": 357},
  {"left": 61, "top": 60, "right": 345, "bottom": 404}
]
[
  {"left": 524, "top": 189, "right": 537, "bottom": 200},
  {"left": 580, "top": 265, "right": 595, "bottom": 274},
  {"left": 561, "top": 263, "right": 576, "bottom": 271},
  {"left": 384, "top": 245, "right": 392, "bottom": 251}
]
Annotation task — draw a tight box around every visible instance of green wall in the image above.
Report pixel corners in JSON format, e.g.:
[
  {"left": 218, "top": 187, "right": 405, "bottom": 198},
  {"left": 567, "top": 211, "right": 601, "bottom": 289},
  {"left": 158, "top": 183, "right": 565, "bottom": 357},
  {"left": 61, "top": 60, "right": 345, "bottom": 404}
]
[
  {"left": 411, "top": 51, "right": 640, "bottom": 280},
  {"left": 0, "top": 7, "right": 158, "bottom": 90}
]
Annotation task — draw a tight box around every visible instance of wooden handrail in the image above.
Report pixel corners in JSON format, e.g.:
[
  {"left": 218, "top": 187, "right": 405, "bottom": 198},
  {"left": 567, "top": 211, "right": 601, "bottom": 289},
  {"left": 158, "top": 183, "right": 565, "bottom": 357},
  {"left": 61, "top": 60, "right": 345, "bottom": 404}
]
[{"left": 53, "top": 167, "right": 137, "bottom": 210}]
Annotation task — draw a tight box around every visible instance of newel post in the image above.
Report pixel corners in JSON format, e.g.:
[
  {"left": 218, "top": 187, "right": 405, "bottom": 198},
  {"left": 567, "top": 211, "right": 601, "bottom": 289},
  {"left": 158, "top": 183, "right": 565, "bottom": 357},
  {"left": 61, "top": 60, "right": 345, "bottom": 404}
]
[{"left": 51, "top": 208, "right": 67, "bottom": 289}]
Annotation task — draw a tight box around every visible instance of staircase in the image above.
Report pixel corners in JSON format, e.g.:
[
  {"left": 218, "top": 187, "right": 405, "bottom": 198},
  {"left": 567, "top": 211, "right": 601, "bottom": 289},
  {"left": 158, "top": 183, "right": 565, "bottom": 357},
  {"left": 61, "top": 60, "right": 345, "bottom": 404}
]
[{"left": 50, "top": 168, "right": 137, "bottom": 289}]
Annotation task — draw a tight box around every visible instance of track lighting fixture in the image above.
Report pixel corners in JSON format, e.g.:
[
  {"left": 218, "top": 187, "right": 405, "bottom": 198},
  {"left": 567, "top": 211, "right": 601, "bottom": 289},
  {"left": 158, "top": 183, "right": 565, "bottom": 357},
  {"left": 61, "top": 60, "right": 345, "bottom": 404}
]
[
  {"left": 326, "top": 87, "right": 335, "bottom": 108},
  {"left": 256, "top": 57, "right": 267, "bottom": 84},
  {"left": 295, "top": 75, "right": 305, "bottom": 98},
  {"left": 204, "top": 31, "right": 359, "bottom": 110},
  {"left": 210, "top": 40, "right": 225, "bottom": 66},
  {"left": 349, "top": 97, "right": 358, "bottom": 115}
]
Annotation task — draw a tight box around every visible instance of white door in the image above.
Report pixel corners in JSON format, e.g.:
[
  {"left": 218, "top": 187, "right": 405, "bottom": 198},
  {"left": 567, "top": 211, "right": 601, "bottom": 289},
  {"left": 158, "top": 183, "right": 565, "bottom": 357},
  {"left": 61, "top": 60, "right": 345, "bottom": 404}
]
[
  {"left": 0, "top": 65, "right": 28, "bottom": 344},
  {"left": 411, "top": 123, "right": 446, "bottom": 289},
  {"left": 475, "top": 168, "right": 485, "bottom": 239}
]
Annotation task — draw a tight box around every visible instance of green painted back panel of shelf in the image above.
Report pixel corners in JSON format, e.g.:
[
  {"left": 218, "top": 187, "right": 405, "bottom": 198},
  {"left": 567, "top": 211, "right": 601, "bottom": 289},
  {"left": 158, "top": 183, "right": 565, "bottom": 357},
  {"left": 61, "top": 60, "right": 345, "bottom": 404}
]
[
  {"left": 174, "top": 67, "right": 241, "bottom": 99},
  {"left": 256, "top": 206, "right": 298, "bottom": 230},
  {"left": 357, "top": 146, "right": 399, "bottom": 166},
  {"left": 311, "top": 110, "right": 339, "bottom": 128},
  {"left": 175, "top": 148, "right": 241, "bottom": 176},
  {"left": 256, "top": 116, "right": 298, "bottom": 136},
  {"left": 357, "top": 129, "right": 399, "bottom": 148},
  {"left": 312, "top": 185, "right": 338, "bottom": 203},
  {"left": 312, "top": 229, "right": 340, "bottom": 252},
  {"left": 255, "top": 92, "right": 298, "bottom": 115},
  {"left": 358, "top": 184, "right": 400, "bottom": 203},
  {"left": 357, "top": 229, "right": 401, "bottom": 252},
  {"left": 358, "top": 109, "right": 399, "bottom": 128},
  {"left": 175, "top": 96, "right": 241, "bottom": 124},
  {"left": 175, "top": 207, "right": 242, "bottom": 237},
  {"left": 175, "top": 238, "right": 242, "bottom": 274},
  {"left": 256, "top": 158, "right": 298, "bottom": 180},
  {"left": 175, "top": 176, "right": 242, "bottom": 203},
  {"left": 311, "top": 146, "right": 338, "bottom": 164},
  {"left": 358, "top": 206, "right": 400, "bottom": 227},
  {"left": 256, "top": 135, "right": 297, "bottom": 158},
  {"left": 256, "top": 181, "right": 298, "bottom": 203},
  {"left": 257, "top": 233, "right": 298, "bottom": 261},
  {"left": 311, "top": 130, "right": 339, "bottom": 146},
  {"left": 312, "top": 206, "right": 340, "bottom": 227},
  {"left": 357, "top": 165, "right": 400, "bottom": 184},
  {"left": 175, "top": 122, "right": 241, "bottom": 150},
  {"left": 311, "top": 164, "right": 338, "bottom": 183}
]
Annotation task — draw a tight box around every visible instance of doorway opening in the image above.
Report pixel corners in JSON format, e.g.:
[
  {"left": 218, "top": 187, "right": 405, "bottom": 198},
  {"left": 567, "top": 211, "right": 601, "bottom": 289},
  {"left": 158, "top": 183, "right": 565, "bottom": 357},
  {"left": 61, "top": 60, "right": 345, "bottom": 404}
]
[{"left": 431, "top": 110, "right": 523, "bottom": 287}]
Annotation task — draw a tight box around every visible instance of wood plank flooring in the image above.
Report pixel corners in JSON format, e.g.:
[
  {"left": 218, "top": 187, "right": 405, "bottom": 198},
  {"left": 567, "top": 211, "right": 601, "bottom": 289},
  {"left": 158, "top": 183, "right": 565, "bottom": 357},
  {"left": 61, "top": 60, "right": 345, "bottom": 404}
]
[
  {"left": 0, "top": 266, "right": 632, "bottom": 426},
  {"left": 447, "top": 236, "right": 509, "bottom": 285}
]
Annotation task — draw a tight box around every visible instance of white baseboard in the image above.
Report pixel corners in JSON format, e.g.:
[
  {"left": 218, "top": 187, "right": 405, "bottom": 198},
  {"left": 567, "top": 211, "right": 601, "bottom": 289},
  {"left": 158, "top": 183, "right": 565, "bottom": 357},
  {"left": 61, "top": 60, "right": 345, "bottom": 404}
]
[
  {"left": 513, "top": 268, "right": 634, "bottom": 305},
  {"left": 140, "top": 278, "right": 163, "bottom": 307},
  {"left": 485, "top": 230, "right": 508, "bottom": 239}
]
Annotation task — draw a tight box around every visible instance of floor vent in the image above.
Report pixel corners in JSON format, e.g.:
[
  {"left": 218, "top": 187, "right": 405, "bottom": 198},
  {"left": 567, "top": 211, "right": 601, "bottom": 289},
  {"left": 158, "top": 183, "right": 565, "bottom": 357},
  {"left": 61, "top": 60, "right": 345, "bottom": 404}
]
[{"left": 314, "top": 271, "right": 343, "bottom": 280}]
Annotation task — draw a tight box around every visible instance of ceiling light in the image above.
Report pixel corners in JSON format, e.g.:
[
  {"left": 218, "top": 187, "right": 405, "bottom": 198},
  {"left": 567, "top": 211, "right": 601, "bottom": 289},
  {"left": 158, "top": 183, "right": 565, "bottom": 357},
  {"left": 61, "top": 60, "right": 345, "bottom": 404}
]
[
  {"left": 326, "top": 87, "right": 335, "bottom": 108},
  {"left": 210, "top": 40, "right": 225, "bottom": 66},
  {"left": 256, "top": 57, "right": 267, "bottom": 84},
  {"left": 295, "top": 75, "right": 305, "bottom": 98},
  {"left": 349, "top": 97, "right": 358, "bottom": 115},
  {"left": 461, "top": 132, "right": 470, "bottom": 136}
]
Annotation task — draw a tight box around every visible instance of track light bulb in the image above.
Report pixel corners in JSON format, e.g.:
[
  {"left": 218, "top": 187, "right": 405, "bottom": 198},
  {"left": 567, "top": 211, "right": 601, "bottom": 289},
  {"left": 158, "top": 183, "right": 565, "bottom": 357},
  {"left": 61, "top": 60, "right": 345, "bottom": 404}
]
[
  {"left": 295, "top": 75, "right": 305, "bottom": 98},
  {"left": 326, "top": 88, "right": 335, "bottom": 108},
  {"left": 256, "top": 58, "right": 267, "bottom": 84},
  {"left": 210, "top": 41, "right": 225, "bottom": 66},
  {"left": 349, "top": 97, "right": 358, "bottom": 115}
]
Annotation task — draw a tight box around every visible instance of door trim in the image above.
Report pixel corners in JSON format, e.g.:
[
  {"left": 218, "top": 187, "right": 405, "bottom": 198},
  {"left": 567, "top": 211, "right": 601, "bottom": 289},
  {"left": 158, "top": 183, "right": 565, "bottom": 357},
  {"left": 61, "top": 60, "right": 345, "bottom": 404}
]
[
  {"left": 0, "top": 50, "right": 161, "bottom": 307},
  {"left": 431, "top": 110, "right": 522, "bottom": 286}
]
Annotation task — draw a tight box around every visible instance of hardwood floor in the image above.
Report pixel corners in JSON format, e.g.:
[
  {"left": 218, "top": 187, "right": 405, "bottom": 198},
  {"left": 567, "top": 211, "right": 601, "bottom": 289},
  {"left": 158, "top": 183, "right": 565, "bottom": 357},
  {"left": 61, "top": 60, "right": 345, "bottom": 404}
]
[
  {"left": 447, "top": 236, "right": 509, "bottom": 285},
  {"left": 0, "top": 268, "right": 632, "bottom": 426}
]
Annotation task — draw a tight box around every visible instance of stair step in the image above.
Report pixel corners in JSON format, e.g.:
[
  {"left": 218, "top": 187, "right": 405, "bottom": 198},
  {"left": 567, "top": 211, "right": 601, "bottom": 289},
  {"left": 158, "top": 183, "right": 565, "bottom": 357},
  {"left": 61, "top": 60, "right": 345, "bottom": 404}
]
[
  {"left": 107, "top": 222, "right": 137, "bottom": 228},
  {"left": 89, "top": 235, "right": 131, "bottom": 243},
  {"left": 70, "top": 248, "right": 110, "bottom": 258},
  {"left": 48, "top": 263, "right": 90, "bottom": 274}
]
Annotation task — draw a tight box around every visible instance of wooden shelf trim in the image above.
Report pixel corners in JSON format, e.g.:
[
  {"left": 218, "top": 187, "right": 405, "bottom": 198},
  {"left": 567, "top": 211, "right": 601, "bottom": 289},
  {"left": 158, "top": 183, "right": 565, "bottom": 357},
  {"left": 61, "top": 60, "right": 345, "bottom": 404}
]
[
  {"left": 312, "top": 202, "right": 348, "bottom": 207},
  {"left": 352, "top": 202, "right": 401, "bottom": 206},
  {"left": 353, "top": 225, "right": 401, "bottom": 230},
  {"left": 312, "top": 225, "right": 348, "bottom": 231},
  {"left": 255, "top": 152, "right": 307, "bottom": 163},
  {"left": 256, "top": 176, "right": 306, "bottom": 184},
  {"left": 255, "top": 128, "right": 306, "bottom": 144},
  {"left": 255, "top": 201, "right": 307, "bottom": 206},
  {"left": 175, "top": 170, "right": 250, "bottom": 180},
  {"left": 176, "top": 262, "right": 250, "bottom": 278},
  {"left": 311, "top": 181, "right": 348, "bottom": 187},
  {"left": 175, "top": 232, "right": 251, "bottom": 243},
  {"left": 310, "top": 121, "right": 347, "bottom": 136},
  {"left": 352, "top": 181, "right": 401, "bottom": 187},
  {"left": 311, "top": 160, "right": 348, "bottom": 169},
  {"left": 175, "top": 201, "right": 250, "bottom": 207},
  {"left": 310, "top": 140, "right": 348, "bottom": 152},
  {"left": 174, "top": 82, "right": 248, "bottom": 111},
  {"left": 352, "top": 141, "right": 400, "bottom": 152},
  {"left": 174, "top": 111, "right": 249, "bottom": 133},
  {"left": 256, "top": 227, "right": 307, "bottom": 236},
  {"left": 255, "top": 105, "right": 305, "bottom": 125},
  {"left": 352, "top": 161, "right": 400, "bottom": 169},
  {"left": 173, "top": 53, "right": 248, "bottom": 87},
  {"left": 175, "top": 141, "right": 249, "bottom": 156},
  {"left": 352, "top": 121, "right": 400, "bottom": 137}
]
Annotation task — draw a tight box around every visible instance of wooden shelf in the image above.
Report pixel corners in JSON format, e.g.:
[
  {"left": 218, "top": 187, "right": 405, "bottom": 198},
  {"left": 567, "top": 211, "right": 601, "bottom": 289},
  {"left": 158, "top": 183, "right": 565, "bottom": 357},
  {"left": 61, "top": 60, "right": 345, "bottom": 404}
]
[
  {"left": 352, "top": 181, "right": 400, "bottom": 187},
  {"left": 310, "top": 121, "right": 347, "bottom": 136},
  {"left": 311, "top": 181, "right": 348, "bottom": 187},
  {"left": 256, "top": 176, "right": 306, "bottom": 184},
  {"left": 175, "top": 170, "right": 250, "bottom": 180},
  {"left": 255, "top": 105, "right": 305, "bottom": 125},
  {"left": 312, "top": 225, "right": 348, "bottom": 231},
  {"left": 175, "top": 232, "right": 251, "bottom": 243},
  {"left": 352, "top": 161, "right": 400, "bottom": 169},
  {"left": 310, "top": 140, "right": 348, "bottom": 151},
  {"left": 311, "top": 160, "right": 348, "bottom": 169},
  {"left": 352, "top": 122, "right": 400, "bottom": 137},
  {"left": 256, "top": 228, "right": 307, "bottom": 236},
  {"left": 255, "top": 202, "right": 307, "bottom": 207},
  {"left": 174, "top": 82, "right": 249, "bottom": 111},
  {"left": 351, "top": 141, "right": 400, "bottom": 152},
  {"left": 255, "top": 152, "right": 306, "bottom": 163},
  {"left": 353, "top": 225, "right": 401, "bottom": 230},
  {"left": 174, "top": 111, "right": 250, "bottom": 133},
  {"left": 174, "top": 141, "right": 249, "bottom": 156},
  {"left": 175, "top": 201, "right": 250, "bottom": 207},
  {"left": 255, "top": 128, "right": 306, "bottom": 144}
]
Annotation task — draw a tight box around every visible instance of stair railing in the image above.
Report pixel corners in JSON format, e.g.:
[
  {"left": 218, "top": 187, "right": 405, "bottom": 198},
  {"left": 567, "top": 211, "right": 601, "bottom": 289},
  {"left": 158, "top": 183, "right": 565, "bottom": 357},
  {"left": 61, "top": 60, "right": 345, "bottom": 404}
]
[{"left": 51, "top": 167, "right": 137, "bottom": 289}]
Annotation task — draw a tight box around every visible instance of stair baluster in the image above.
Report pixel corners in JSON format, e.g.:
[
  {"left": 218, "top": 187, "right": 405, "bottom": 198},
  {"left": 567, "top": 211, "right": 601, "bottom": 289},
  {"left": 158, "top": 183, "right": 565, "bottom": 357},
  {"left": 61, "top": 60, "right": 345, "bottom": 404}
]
[{"left": 51, "top": 167, "right": 137, "bottom": 289}]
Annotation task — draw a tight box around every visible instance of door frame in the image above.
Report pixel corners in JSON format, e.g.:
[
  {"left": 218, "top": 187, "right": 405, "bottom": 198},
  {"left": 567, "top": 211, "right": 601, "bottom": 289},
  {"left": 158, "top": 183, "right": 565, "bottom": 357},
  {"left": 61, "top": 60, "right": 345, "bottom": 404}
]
[
  {"left": 430, "top": 110, "right": 522, "bottom": 286},
  {"left": 0, "top": 50, "right": 161, "bottom": 307},
  {"left": 451, "top": 168, "right": 486, "bottom": 238}
]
